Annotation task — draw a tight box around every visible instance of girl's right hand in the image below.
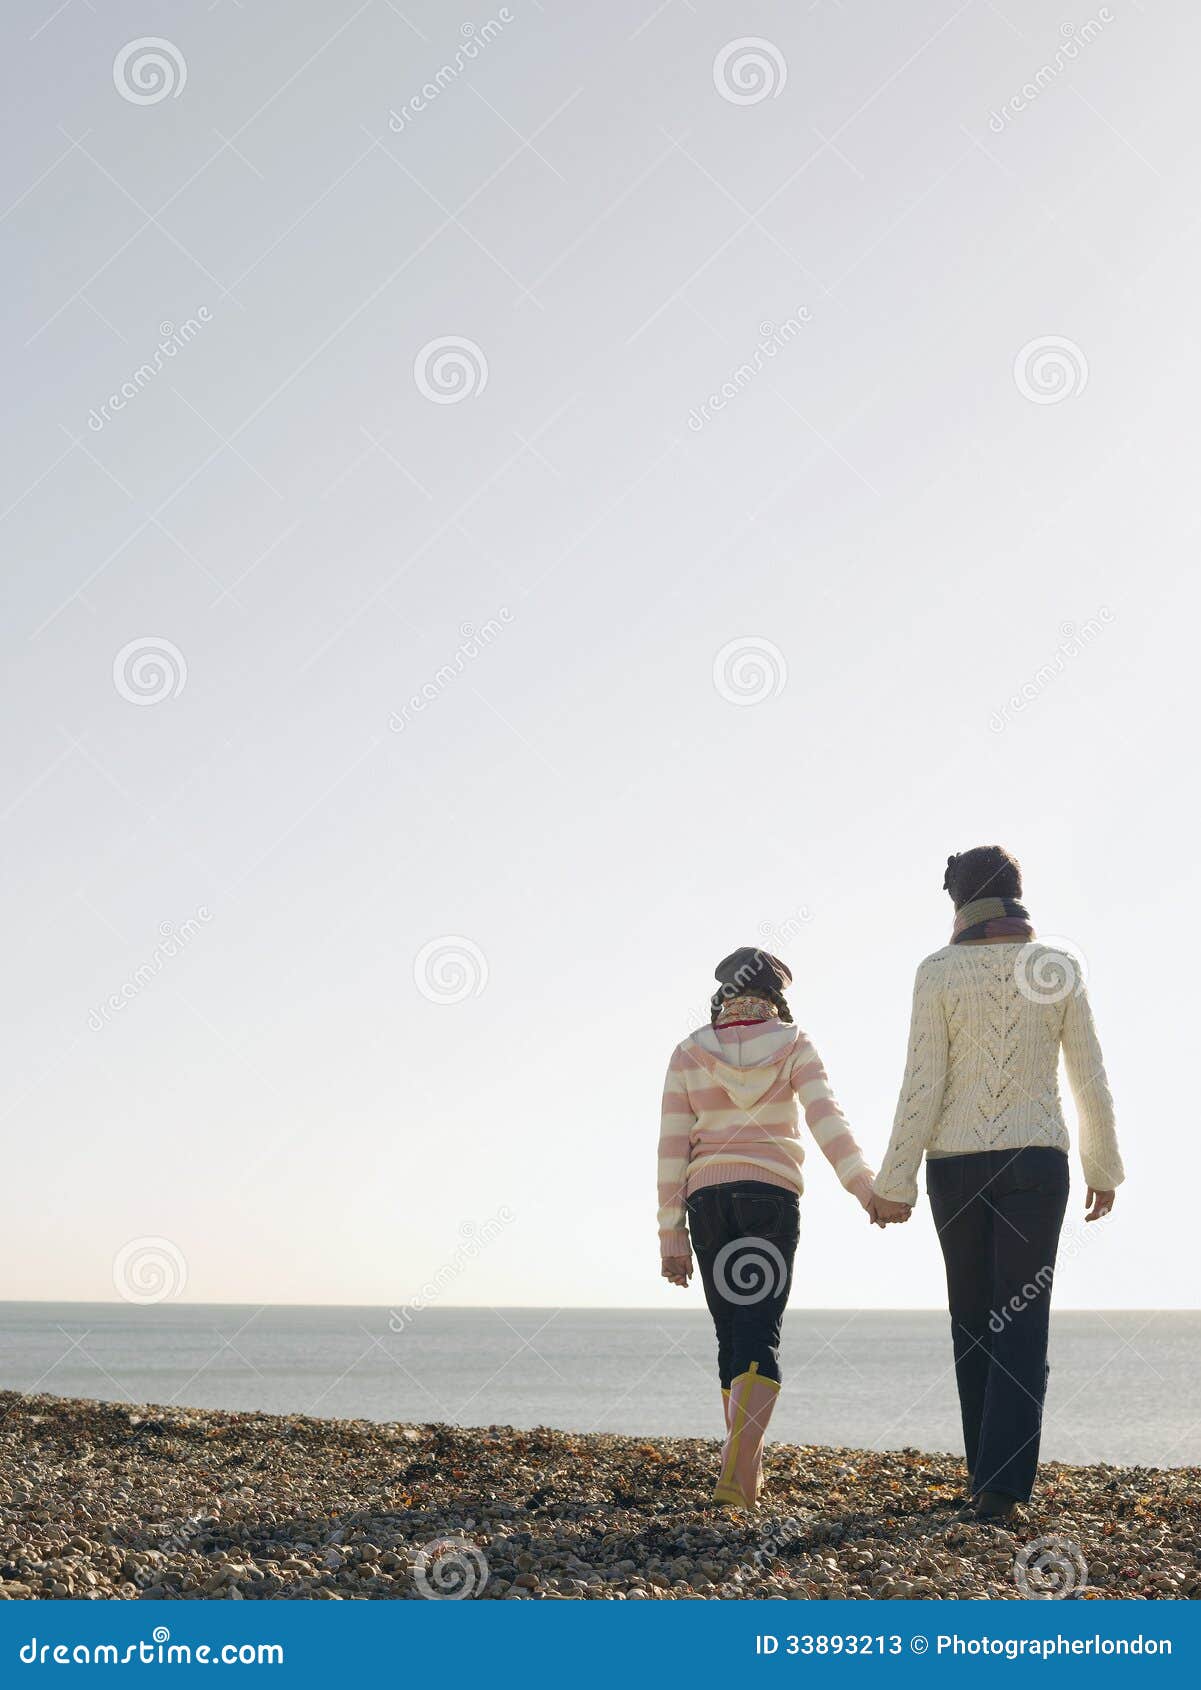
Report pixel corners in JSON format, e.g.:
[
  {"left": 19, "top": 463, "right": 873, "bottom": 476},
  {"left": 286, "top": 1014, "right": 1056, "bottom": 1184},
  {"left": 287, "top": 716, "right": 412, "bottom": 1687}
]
[{"left": 661, "top": 1255, "right": 692, "bottom": 1287}]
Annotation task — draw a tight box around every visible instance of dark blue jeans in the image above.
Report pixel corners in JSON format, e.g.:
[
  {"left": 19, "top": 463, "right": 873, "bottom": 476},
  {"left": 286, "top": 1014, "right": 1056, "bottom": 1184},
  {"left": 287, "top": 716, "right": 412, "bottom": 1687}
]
[
  {"left": 686, "top": 1181, "right": 799, "bottom": 1386},
  {"left": 926, "top": 1147, "right": 1070, "bottom": 1502}
]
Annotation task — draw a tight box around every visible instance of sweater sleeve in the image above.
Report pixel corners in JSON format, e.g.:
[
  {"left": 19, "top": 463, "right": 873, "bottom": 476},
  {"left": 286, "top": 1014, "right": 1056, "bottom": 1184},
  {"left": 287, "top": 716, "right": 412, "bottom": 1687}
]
[
  {"left": 1061, "top": 984, "right": 1124, "bottom": 1191},
  {"left": 873, "top": 962, "right": 948, "bottom": 1207},
  {"left": 792, "top": 1036, "right": 874, "bottom": 1207},
  {"left": 657, "top": 1046, "right": 696, "bottom": 1260}
]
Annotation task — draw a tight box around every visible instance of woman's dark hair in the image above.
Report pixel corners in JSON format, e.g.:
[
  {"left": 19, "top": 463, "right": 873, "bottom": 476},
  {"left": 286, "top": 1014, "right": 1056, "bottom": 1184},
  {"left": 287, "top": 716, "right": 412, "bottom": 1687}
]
[
  {"left": 943, "top": 845, "right": 1022, "bottom": 908},
  {"left": 709, "top": 947, "right": 794, "bottom": 1025}
]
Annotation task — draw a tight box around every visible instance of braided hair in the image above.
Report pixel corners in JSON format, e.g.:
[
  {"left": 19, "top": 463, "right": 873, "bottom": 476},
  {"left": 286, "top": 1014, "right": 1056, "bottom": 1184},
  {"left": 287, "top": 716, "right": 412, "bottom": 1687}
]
[
  {"left": 710, "top": 983, "right": 794, "bottom": 1025},
  {"left": 943, "top": 845, "right": 1022, "bottom": 908}
]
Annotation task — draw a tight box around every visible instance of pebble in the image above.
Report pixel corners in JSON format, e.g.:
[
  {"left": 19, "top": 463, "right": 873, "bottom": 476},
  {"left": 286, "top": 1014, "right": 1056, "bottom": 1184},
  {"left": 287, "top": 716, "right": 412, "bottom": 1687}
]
[{"left": 0, "top": 1391, "right": 1193, "bottom": 1603}]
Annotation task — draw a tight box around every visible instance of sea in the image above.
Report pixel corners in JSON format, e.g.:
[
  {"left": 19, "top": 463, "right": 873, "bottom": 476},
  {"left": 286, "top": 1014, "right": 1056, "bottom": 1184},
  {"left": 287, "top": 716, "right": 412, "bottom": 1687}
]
[{"left": 0, "top": 1304, "right": 1195, "bottom": 1468}]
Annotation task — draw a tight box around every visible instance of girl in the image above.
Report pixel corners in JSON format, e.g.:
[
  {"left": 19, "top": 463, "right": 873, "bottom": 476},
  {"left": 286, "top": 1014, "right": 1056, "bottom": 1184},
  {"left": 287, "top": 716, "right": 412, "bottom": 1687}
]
[
  {"left": 871, "top": 846, "right": 1124, "bottom": 1520},
  {"left": 658, "top": 947, "right": 874, "bottom": 1508}
]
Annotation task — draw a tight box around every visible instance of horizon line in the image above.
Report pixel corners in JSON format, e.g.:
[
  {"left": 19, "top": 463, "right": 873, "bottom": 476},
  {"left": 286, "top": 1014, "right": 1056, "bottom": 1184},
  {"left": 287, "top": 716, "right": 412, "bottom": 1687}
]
[{"left": 0, "top": 1299, "right": 1195, "bottom": 1314}]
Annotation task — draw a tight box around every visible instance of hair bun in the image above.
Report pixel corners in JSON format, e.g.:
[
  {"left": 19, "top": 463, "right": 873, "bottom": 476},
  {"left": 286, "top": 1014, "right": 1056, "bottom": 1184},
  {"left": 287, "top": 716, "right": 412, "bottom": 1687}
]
[{"left": 943, "top": 853, "right": 959, "bottom": 891}]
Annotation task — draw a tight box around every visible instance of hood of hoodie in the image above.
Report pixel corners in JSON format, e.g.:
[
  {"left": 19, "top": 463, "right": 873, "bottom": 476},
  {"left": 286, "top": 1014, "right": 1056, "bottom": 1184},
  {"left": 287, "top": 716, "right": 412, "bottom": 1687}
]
[{"left": 684, "top": 1020, "right": 799, "bottom": 1111}]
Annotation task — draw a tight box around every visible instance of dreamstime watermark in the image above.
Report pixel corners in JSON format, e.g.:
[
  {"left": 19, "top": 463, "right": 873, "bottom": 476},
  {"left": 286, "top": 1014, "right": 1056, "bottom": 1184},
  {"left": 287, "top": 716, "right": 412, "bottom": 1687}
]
[
  {"left": 1013, "top": 335, "right": 1089, "bottom": 403},
  {"left": 414, "top": 335, "right": 489, "bottom": 403},
  {"left": 989, "top": 1261, "right": 1056, "bottom": 1334},
  {"left": 713, "top": 38, "right": 787, "bottom": 105},
  {"left": 413, "top": 936, "right": 489, "bottom": 1004},
  {"left": 388, "top": 1208, "right": 515, "bottom": 1335},
  {"left": 758, "top": 906, "right": 813, "bottom": 948},
  {"left": 745, "top": 1512, "right": 818, "bottom": 1577},
  {"left": 713, "top": 636, "right": 787, "bottom": 706},
  {"left": 18, "top": 1633, "right": 283, "bottom": 1667},
  {"left": 413, "top": 1536, "right": 489, "bottom": 1599},
  {"left": 687, "top": 308, "right": 813, "bottom": 432},
  {"left": 112, "top": 1237, "right": 188, "bottom": 1304},
  {"left": 714, "top": 1236, "right": 789, "bottom": 1305},
  {"left": 988, "top": 13, "right": 1114, "bottom": 132},
  {"left": 989, "top": 609, "right": 1114, "bottom": 730},
  {"left": 388, "top": 13, "right": 515, "bottom": 132},
  {"left": 88, "top": 910, "right": 213, "bottom": 1031},
  {"left": 114, "top": 38, "right": 188, "bottom": 104},
  {"left": 988, "top": 1211, "right": 1110, "bottom": 1335},
  {"left": 132, "top": 1483, "right": 258, "bottom": 1587},
  {"left": 389, "top": 609, "right": 513, "bottom": 732},
  {"left": 86, "top": 311, "right": 212, "bottom": 432},
  {"left": 113, "top": 637, "right": 188, "bottom": 705},
  {"left": 681, "top": 942, "right": 798, "bottom": 1034},
  {"left": 1014, "top": 1534, "right": 1088, "bottom": 1598},
  {"left": 1014, "top": 937, "right": 1087, "bottom": 1004}
]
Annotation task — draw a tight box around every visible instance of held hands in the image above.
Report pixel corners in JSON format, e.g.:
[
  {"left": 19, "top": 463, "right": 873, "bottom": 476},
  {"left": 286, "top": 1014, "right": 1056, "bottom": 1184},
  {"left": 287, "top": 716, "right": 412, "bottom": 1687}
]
[
  {"left": 867, "top": 1194, "right": 912, "bottom": 1229},
  {"left": 1085, "top": 1187, "right": 1116, "bottom": 1222},
  {"left": 661, "top": 1254, "right": 693, "bottom": 1287}
]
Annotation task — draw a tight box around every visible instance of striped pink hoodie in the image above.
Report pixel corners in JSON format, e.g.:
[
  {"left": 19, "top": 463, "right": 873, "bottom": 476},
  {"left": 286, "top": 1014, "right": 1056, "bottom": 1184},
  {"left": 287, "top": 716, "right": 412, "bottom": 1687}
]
[{"left": 657, "top": 1020, "right": 874, "bottom": 1259}]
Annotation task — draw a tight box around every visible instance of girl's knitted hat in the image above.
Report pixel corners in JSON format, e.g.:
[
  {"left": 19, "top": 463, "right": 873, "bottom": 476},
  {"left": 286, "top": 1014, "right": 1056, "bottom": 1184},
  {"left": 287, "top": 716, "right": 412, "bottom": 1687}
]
[{"left": 713, "top": 947, "right": 792, "bottom": 999}]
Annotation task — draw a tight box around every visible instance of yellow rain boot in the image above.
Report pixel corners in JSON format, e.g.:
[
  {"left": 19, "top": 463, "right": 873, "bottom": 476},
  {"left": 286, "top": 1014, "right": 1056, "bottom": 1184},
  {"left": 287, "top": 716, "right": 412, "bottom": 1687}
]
[
  {"left": 720, "top": 1386, "right": 763, "bottom": 1496},
  {"left": 713, "top": 1362, "right": 779, "bottom": 1509}
]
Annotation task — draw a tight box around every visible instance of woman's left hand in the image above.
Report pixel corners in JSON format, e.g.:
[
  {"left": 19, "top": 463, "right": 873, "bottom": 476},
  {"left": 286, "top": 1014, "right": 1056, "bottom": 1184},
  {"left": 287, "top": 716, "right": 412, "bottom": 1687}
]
[
  {"left": 661, "top": 1255, "right": 692, "bottom": 1286},
  {"left": 1085, "top": 1187, "right": 1116, "bottom": 1221}
]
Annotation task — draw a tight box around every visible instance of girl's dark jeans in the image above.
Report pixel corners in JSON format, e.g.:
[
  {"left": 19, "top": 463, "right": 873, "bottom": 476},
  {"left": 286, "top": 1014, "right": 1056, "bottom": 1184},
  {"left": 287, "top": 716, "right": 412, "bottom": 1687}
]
[
  {"left": 686, "top": 1181, "right": 800, "bottom": 1386},
  {"left": 926, "top": 1146, "right": 1070, "bottom": 1503}
]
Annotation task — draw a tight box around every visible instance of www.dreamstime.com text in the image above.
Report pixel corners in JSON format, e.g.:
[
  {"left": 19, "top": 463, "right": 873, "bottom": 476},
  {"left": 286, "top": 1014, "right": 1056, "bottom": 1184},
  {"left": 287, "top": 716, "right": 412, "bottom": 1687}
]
[{"left": 17, "top": 1628, "right": 282, "bottom": 1667}]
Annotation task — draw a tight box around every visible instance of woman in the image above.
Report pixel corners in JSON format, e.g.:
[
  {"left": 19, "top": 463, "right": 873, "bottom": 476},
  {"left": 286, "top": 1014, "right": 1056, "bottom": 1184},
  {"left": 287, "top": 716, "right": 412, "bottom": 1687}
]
[
  {"left": 871, "top": 846, "right": 1124, "bottom": 1521},
  {"left": 658, "top": 947, "right": 874, "bottom": 1508}
]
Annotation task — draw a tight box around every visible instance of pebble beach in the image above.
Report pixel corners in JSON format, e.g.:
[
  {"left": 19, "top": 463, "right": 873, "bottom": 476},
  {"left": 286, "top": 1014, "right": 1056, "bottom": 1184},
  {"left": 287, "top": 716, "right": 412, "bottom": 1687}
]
[{"left": 0, "top": 1392, "right": 1196, "bottom": 1602}]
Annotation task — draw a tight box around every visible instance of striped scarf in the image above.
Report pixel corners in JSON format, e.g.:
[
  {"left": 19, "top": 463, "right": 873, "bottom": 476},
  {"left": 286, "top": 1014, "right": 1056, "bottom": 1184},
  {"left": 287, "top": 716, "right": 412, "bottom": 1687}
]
[{"left": 951, "top": 896, "right": 1034, "bottom": 945}]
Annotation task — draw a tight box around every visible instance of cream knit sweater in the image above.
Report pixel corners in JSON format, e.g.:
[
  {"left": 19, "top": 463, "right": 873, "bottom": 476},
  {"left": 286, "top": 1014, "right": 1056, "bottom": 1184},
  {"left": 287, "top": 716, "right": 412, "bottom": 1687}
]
[{"left": 873, "top": 942, "right": 1124, "bottom": 1207}]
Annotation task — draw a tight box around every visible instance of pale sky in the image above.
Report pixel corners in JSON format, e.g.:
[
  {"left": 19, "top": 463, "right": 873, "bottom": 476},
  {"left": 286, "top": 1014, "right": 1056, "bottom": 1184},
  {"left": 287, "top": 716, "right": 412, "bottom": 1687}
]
[{"left": 2, "top": 0, "right": 1197, "bottom": 1314}]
